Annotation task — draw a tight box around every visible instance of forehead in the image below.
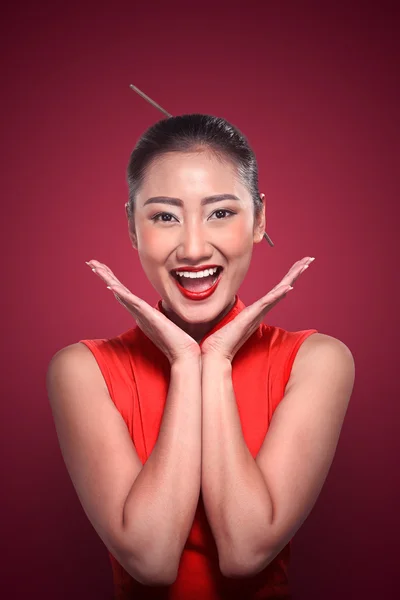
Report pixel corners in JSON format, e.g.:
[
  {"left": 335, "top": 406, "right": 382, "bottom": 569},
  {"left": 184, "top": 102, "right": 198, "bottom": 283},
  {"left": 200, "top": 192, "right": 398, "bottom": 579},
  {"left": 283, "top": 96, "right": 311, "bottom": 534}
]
[{"left": 138, "top": 150, "right": 246, "bottom": 199}]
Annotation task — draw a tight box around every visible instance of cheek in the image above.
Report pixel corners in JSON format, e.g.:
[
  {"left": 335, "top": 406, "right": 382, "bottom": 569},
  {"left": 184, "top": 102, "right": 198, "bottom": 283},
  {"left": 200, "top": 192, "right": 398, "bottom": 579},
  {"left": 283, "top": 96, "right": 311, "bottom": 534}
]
[
  {"left": 136, "top": 235, "right": 166, "bottom": 280},
  {"left": 137, "top": 227, "right": 165, "bottom": 260},
  {"left": 136, "top": 214, "right": 254, "bottom": 266},
  {"left": 219, "top": 217, "right": 254, "bottom": 258}
]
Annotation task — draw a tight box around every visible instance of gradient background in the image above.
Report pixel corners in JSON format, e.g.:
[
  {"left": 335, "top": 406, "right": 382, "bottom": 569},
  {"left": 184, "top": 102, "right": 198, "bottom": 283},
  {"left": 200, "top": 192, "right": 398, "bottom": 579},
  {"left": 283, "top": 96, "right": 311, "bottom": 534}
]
[{"left": 1, "top": 1, "right": 398, "bottom": 598}]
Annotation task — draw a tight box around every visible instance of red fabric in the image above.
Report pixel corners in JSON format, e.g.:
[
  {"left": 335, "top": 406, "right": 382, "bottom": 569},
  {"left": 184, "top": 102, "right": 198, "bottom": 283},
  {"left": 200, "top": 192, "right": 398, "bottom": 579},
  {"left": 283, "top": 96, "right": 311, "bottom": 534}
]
[{"left": 80, "top": 295, "right": 318, "bottom": 599}]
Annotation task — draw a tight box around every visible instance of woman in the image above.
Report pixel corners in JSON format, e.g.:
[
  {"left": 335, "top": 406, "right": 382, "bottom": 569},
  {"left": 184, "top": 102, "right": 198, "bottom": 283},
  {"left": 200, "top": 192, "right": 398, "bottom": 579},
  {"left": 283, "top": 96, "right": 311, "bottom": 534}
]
[{"left": 46, "top": 114, "right": 355, "bottom": 599}]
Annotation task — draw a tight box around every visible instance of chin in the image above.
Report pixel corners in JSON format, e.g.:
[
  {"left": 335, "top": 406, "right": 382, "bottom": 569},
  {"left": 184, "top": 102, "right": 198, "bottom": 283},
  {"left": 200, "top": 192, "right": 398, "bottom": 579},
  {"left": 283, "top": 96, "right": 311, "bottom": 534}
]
[{"left": 168, "top": 290, "right": 235, "bottom": 325}]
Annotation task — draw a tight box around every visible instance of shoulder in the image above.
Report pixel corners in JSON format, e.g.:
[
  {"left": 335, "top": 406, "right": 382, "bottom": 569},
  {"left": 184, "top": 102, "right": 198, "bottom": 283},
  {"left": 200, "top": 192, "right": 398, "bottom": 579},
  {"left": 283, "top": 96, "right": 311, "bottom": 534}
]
[
  {"left": 294, "top": 332, "right": 354, "bottom": 363},
  {"left": 46, "top": 343, "right": 111, "bottom": 408},
  {"left": 47, "top": 335, "right": 133, "bottom": 381},
  {"left": 286, "top": 332, "right": 355, "bottom": 395},
  {"left": 47, "top": 337, "right": 131, "bottom": 383},
  {"left": 68, "top": 327, "right": 141, "bottom": 366},
  {"left": 47, "top": 342, "right": 104, "bottom": 379},
  {"left": 48, "top": 342, "right": 95, "bottom": 365}
]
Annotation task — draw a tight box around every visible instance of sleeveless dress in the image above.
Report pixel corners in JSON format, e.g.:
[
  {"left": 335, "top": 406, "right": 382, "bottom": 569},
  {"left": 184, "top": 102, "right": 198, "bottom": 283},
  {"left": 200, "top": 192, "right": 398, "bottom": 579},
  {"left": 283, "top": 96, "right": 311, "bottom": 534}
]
[{"left": 79, "top": 295, "right": 318, "bottom": 599}]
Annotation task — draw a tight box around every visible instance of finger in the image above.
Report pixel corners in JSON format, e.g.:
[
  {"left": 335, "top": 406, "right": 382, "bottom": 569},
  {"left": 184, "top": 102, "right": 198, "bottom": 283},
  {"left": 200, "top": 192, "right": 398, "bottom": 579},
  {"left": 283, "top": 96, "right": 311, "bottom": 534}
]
[
  {"left": 91, "top": 261, "right": 120, "bottom": 281},
  {"left": 87, "top": 260, "right": 122, "bottom": 283},
  {"left": 279, "top": 259, "right": 306, "bottom": 284},
  {"left": 259, "top": 283, "right": 293, "bottom": 306},
  {"left": 270, "top": 257, "right": 313, "bottom": 293},
  {"left": 89, "top": 262, "right": 122, "bottom": 285},
  {"left": 106, "top": 283, "right": 145, "bottom": 310},
  {"left": 268, "top": 266, "right": 298, "bottom": 294},
  {"left": 90, "top": 263, "right": 132, "bottom": 296}
]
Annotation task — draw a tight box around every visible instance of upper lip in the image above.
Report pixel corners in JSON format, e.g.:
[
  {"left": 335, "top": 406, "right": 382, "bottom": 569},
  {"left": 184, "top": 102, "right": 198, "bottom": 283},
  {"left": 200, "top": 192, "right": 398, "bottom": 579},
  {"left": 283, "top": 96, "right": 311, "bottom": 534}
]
[{"left": 171, "top": 264, "right": 223, "bottom": 273}]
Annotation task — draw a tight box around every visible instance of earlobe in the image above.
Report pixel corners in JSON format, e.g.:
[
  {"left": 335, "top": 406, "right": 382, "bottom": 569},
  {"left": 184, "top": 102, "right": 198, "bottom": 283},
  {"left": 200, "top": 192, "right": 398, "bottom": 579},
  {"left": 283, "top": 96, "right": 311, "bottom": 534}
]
[
  {"left": 253, "top": 193, "right": 266, "bottom": 244},
  {"left": 129, "top": 230, "right": 138, "bottom": 250},
  {"left": 253, "top": 229, "right": 265, "bottom": 244},
  {"left": 126, "top": 221, "right": 138, "bottom": 251},
  {"left": 253, "top": 223, "right": 266, "bottom": 244}
]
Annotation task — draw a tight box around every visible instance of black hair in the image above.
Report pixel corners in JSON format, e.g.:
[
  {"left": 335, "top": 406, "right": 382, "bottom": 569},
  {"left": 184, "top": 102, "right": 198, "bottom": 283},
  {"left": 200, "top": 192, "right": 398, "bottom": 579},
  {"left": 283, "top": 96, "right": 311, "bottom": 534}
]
[{"left": 126, "top": 114, "right": 262, "bottom": 227}]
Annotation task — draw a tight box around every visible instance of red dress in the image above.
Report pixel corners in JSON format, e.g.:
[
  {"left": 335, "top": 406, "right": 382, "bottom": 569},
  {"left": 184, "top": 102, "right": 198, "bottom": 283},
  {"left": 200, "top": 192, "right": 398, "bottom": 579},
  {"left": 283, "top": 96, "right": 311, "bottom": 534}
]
[{"left": 80, "top": 295, "right": 318, "bottom": 599}]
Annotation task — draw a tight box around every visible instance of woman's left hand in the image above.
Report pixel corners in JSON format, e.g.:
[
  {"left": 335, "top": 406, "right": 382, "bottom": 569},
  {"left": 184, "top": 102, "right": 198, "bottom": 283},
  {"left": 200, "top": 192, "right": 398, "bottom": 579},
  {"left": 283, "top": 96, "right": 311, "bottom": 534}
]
[{"left": 201, "top": 256, "right": 315, "bottom": 362}]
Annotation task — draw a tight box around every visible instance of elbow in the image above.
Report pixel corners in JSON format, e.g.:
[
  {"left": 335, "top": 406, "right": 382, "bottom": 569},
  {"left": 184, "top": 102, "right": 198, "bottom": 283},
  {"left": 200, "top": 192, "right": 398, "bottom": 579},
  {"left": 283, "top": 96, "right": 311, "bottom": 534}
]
[
  {"left": 118, "top": 548, "right": 179, "bottom": 587},
  {"left": 109, "top": 519, "right": 181, "bottom": 586},
  {"left": 132, "top": 563, "right": 178, "bottom": 587},
  {"left": 219, "top": 546, "right": 273, "bottom": 579},
  {"left": 220, "top": 559, "right": 261, "bottom": 580}
]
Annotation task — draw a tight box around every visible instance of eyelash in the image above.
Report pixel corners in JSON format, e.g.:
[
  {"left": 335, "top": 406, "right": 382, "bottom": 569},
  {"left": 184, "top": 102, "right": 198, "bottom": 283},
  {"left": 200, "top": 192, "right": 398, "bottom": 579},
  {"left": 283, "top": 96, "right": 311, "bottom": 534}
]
[{"left": 151, "top": 209, "right": 235, "bottom": 223}]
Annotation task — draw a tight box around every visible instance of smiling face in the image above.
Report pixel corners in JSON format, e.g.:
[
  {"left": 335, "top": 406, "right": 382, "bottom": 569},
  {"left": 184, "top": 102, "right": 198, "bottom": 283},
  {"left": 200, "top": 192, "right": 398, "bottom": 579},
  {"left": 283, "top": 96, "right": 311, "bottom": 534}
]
[{"left": 127, "top": 148, "right": 265, "bottom": 338}]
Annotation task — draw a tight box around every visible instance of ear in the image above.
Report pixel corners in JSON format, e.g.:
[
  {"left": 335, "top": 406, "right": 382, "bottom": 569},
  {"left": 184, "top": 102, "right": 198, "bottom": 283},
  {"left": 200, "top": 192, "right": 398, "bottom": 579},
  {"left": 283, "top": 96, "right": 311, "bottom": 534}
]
[
  {"left": 125, "top": 202, "right": 138, "bottom": 250},
  {"left": 253, "top": 193, "right": 266, "bottom": 244}
]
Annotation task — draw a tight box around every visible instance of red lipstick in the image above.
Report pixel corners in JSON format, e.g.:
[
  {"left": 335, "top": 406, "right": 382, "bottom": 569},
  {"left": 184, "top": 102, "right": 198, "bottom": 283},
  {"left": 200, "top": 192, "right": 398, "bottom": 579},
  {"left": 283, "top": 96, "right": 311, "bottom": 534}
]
[
  {"left": 172, "top": 268, "right": 223, "bottom": 301},
  {"left": 172, "top": 264, "right": 221, "bottom": 273}
]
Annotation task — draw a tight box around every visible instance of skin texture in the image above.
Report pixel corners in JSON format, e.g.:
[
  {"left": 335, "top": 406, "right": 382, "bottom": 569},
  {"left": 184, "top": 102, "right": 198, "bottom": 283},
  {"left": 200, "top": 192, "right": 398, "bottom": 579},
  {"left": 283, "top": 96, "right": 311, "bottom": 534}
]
[
  {"left": 49, "top": 146, "right": 354, "bottom": 585},
  {"left": 126, "top": 149, "right": 266, "bottom": 342}
]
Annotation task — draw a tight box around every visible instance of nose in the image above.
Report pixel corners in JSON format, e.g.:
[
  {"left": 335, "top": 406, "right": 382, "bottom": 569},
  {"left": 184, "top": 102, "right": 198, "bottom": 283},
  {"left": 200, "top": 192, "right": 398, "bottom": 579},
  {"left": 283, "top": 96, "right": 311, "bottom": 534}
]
[{"left": 175, "top": 222, "right": 213, "bottom": 264}]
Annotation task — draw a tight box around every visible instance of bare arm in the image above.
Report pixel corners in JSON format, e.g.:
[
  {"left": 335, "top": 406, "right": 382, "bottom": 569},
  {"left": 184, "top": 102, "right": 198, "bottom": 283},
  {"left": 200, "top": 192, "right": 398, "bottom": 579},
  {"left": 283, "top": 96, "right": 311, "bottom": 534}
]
[
  {"left": 46, "top": 343, "right": 202, "bottom": 586},
  {"left": 201, "top": 334, "right": 354, "bottom": 578}
]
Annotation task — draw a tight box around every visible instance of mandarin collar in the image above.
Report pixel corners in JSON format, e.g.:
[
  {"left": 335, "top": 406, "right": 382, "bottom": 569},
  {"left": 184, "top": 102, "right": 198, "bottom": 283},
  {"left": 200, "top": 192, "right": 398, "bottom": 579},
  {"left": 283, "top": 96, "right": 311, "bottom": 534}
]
[{"left": 154, "top": 295, "right": 246, "bottom": 345}]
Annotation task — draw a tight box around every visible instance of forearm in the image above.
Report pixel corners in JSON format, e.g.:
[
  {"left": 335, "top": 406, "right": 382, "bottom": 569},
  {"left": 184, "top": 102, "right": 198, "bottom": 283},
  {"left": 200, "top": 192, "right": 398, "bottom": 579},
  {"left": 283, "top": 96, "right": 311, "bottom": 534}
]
[
  {"left": 123, "top": 356, "right": 202, "bottom": 582},
  {"left": 201, "top": 356, "right": 273, "bottom": 576}
]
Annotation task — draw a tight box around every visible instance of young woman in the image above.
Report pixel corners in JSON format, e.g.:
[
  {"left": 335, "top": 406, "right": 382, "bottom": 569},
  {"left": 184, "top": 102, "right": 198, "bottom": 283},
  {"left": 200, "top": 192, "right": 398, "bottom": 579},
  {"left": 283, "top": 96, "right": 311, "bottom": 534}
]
[{"left": 46, "top": 114, "right": 355, "bottom": 599}]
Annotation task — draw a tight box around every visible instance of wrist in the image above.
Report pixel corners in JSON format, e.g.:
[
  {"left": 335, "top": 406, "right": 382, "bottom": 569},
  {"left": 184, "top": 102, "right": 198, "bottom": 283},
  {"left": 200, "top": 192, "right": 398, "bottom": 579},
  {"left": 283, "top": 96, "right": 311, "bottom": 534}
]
[
  {"left": 201, "top": 353, "right": 232, "bottom": 372},
  {"left": 170, "top": 354, "right": 202, "bottom": 372}
]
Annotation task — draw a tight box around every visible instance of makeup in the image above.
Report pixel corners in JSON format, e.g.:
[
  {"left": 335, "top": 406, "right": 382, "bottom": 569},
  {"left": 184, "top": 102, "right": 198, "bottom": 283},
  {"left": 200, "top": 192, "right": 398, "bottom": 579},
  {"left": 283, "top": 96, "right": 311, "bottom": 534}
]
[
  {"left": 129, "top": 83, "right": 274, "bottom": 247},
  {"left": 171, "top": 269, "right": 223, "bottom": 301}
]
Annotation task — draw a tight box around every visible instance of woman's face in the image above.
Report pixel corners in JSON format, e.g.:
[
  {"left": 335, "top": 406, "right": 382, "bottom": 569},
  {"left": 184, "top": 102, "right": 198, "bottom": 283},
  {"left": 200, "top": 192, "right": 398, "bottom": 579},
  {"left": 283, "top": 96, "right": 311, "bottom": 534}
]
[{"left": 129, "top": 149, "right": 265, "bottom": 332}]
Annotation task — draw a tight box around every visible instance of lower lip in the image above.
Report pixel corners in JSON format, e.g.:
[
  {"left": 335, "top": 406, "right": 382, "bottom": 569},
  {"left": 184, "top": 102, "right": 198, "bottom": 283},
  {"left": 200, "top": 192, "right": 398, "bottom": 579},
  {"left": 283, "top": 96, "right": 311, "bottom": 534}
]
[{"left": 172, "top": 269, "right": 223, "bottom": 301}]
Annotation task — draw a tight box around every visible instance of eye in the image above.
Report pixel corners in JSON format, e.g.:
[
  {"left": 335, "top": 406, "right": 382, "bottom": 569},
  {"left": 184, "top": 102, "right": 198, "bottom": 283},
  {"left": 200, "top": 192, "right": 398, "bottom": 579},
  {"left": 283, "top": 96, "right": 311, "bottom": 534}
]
[
  {"left": 210, "top": 209, "right": 235, "bottom": 220},
  {"left": 151, "top": 212, "right": 178, "bottom": 223},
  {"left": 151, "top": 209, "right": 235, "bottom": 223}
]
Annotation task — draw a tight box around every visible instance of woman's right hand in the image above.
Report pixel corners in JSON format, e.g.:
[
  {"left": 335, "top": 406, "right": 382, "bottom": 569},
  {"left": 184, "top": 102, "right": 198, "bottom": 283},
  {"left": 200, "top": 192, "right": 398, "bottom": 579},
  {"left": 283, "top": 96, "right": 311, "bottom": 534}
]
[{"left": 86, "top": 260, "right": 201, "bottom": 365}]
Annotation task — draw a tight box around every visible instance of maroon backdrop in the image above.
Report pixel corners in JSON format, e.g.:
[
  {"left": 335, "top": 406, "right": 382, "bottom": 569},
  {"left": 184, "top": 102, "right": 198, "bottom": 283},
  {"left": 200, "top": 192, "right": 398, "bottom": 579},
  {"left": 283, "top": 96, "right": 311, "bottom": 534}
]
[{"left": 1, "top": 1, "right": 398, "bottom": 598}]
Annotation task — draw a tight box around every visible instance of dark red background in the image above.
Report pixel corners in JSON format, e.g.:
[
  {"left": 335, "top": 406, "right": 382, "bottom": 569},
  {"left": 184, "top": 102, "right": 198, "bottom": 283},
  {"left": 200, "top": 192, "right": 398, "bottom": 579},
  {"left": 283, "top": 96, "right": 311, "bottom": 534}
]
[{"left": 1, "top": 1, "right": 398, "bottom": 598}]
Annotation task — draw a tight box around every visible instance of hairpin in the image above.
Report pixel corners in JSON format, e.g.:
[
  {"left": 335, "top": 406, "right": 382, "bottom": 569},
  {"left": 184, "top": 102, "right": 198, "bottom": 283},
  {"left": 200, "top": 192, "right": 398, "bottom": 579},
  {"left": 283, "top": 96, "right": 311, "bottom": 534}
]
[
  {"left": 129, "top": 84, "right": 274, "bottom": 246},
  {"left": 129, "top": 84, "right": 172, "bottom": 118}
]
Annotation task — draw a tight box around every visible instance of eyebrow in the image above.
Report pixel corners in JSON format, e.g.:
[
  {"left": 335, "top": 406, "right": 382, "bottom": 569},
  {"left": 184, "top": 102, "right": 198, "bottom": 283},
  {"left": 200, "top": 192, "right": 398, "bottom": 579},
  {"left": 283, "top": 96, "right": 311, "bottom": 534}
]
[{"left": 143, "top": 193, "right": 241, "bottom": 207}]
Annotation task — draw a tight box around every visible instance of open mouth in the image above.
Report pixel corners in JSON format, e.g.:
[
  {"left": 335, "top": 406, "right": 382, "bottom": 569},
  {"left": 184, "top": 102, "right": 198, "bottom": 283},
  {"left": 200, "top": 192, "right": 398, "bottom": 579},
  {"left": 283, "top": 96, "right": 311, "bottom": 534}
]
[{"left": 171, "top": 266, "right": 223, "bottom": 292}]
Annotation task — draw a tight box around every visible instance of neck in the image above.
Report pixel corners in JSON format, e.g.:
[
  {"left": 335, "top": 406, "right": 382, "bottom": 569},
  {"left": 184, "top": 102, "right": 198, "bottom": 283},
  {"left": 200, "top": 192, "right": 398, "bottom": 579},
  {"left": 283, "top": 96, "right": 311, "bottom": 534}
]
[{"left": 161, "top": 296, "right": 236, "bottom": 344}]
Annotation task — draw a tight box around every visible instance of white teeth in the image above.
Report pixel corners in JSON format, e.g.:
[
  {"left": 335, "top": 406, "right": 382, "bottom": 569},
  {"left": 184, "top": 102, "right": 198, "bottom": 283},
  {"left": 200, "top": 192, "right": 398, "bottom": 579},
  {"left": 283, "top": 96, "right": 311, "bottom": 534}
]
[{"left": 175, "top": 267, "right": 219, "bottom": 278}]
